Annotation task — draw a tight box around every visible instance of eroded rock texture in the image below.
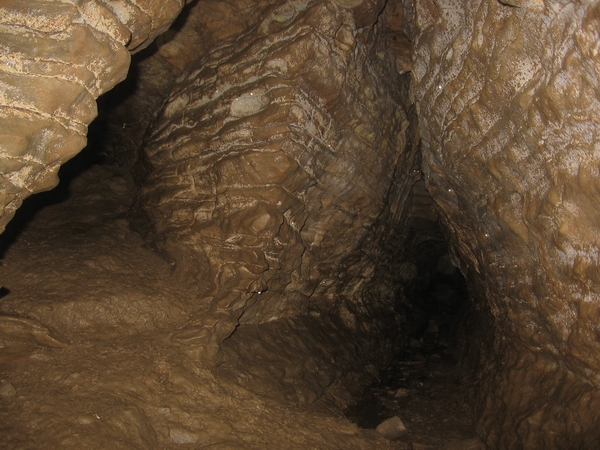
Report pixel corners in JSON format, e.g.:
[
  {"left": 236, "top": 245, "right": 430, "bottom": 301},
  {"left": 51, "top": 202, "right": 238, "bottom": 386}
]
[
  {"left": 5, "top": 0, "right": 600, "bottom": 446},
  {"left": 0, "top": 0, "right": 185, "bottom": 233},
  {"left": 409, "top": 0, "right": 600, "bottom": 446},
  {"left": 133, "top": 0, "right": 416, "bottom": 366}
]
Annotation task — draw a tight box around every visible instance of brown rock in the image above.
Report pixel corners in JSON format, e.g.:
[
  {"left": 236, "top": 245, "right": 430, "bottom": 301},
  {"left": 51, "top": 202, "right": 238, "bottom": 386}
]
[
  {"left": 411, "top": 0, "right": 600, "bottom": 446},
  {"left": 132, "top": 0, "right": 412, "bottom": 362},
  {"left": 0, "top": 0, "right": 186, "bottom": 233},
  {"left": 2, "top": 0, "right": 600, "bottom": 448},
  {"left": 376, "top": 416, "right": 408, "bottom": 440}
]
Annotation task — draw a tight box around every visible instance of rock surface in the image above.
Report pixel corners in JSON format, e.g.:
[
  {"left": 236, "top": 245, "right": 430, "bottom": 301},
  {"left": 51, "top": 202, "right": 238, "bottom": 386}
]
[
  {"left": 1, "top": 0, "right": 600, "bottom": 448},
  {"left": 0, "top": 163, "right": 395, "bottom": 449},
  {"left": 409, "top": 0, "right": 600, "bottom": 446},
  {"left": 0, "top": 0, "right": 186, "bottom": 233},
  {"left": 131, "top": 0, "right": 417, "bottom": 363},
  {"left": 376, "top": 416, "right": 408, "bottom": 440}
]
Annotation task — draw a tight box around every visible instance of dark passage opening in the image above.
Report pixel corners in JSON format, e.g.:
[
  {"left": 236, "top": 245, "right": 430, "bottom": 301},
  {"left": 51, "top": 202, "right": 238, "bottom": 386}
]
[
  {"left": 344, "top": 178, "right": 476, "bottom": 445},
  {"left": 0, "top": 3, "right": 484, "bottom": 447}
]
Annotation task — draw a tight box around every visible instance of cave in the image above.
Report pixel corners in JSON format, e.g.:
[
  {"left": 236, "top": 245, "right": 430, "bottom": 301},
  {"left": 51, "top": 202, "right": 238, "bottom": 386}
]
[{"left": 1, "top": 0, "right": 599, "bottom": 449}]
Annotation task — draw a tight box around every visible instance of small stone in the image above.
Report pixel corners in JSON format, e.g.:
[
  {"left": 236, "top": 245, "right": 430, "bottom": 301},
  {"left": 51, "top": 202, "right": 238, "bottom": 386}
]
[
  {"left": 0, "top": 381, "right": 16, "bottom": 399},
  {"left": 375, "top": 416, "right": 407, "bottom": 440},
  {"left": 230, "top": 91, "right": 269, "bottom": 117},
  {"left": 394, "top": 388, "right": 410, "bottom": 398},
  {"left": 76, "top": 415, "right": 96, "bottom": 425}
]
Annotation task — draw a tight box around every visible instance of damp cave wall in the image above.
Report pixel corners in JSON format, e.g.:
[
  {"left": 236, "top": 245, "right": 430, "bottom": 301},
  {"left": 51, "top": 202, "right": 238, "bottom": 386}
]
[
  {"left": 2, "top": 0, "right": 600, "bottom": 449},
  {"left": 407, "top": 0, "right": 600, "bottom": 447},
  {"left": 124, "top": 0, "right": 424, "bottom": 407}
]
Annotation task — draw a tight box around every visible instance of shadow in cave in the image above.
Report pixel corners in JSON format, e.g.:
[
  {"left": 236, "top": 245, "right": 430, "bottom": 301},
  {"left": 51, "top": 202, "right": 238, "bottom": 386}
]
[
  {"left": 0, "top": 52, "right": 145, "bottom": 260},
  {"left": 345, "top": 185, "right": 476, "bottom": 445},
  {"left": 0, "top": 145, "right": 99, "bottom": 260}
]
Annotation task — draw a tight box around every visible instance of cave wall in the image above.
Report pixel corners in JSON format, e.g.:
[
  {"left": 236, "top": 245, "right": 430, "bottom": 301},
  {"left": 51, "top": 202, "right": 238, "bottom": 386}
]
[
  {"left": 3, "top": 0, "right": 600, "bottom": 447},
  {"left": 131, "top": 0, "right": 417, "bottom": 367},
  {"left": 0, "top": 0, "right": 187, "bottom": 233},
  {"left": 408, "top": 0, "right": 600, "bottom": 446}
]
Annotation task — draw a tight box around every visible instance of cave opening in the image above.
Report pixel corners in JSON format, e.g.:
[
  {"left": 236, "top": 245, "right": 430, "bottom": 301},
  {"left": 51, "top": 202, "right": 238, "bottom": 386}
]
[
  {"left": 6, "top": 0, "right": 600, "bottom": 448},
  {"left": 0, "top": 44, "right": 480, "bottom": 448},
  {"left": 0, "top": 1, "right": 489, "bottom": 448}
]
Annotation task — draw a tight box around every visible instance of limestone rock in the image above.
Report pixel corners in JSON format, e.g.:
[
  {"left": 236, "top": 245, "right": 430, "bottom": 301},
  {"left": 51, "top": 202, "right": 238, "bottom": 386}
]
[
  {"left": 3, "top": 0, "right": 600, "bottom": 447},
  {"left": 411, "top": 0, "right": 600, "bottom": 446},
  {"left": 0, "top": 0, "right": 185, "bottom": 233},
  {"left": 375, "top": 415, "right": 407, "bottom": 440},
  {"left": 132, "top": 0, "right": 414, "bottom": 362}
]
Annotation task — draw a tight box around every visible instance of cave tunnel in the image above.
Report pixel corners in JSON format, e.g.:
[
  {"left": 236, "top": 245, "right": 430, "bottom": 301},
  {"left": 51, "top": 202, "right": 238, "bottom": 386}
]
[{"left": 1, "top": 0, "right": 600, "bottom": 449}]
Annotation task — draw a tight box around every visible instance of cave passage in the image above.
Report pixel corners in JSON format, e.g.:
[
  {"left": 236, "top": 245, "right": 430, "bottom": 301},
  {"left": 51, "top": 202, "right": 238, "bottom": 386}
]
[
  {"left": 0, "top": 35, "right": 482, "bottom": 448},
  {"left": 0, "top": 141, "right": 478, "bottom": 450},
  {"left": 344, "top": 177, "right": 476, "bottom": 441},
  {"left": 0, "top": 120, "right": 480, "bottom": 448},
  {"left": 3, "top": 0, "right": 600, "bottom": 448}
]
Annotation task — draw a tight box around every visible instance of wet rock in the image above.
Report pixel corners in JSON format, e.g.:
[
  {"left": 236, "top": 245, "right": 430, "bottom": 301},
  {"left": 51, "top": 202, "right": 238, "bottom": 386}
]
[{"left": 375, "top": 415, "right": 407, "bottom": 440}]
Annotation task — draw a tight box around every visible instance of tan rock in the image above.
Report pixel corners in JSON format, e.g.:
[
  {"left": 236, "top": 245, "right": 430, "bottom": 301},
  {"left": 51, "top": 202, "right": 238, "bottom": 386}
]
[{"left": 375, "top": 415, "right": 407, "bottom": 440}]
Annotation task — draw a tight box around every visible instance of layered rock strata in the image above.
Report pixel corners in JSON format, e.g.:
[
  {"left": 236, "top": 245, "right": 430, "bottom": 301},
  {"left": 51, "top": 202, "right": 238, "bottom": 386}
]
[
  {"left": 0, "top": 0, "right": 186, "bottom": 232},
  {"left": 409, "top": 0, "right": 600, "bottom": 446},
  {"left": 132, "top": 0, "right": 415, "bottom": 364}
]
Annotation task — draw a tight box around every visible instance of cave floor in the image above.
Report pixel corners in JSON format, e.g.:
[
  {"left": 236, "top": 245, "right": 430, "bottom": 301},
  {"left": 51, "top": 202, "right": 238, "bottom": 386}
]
[
  {"left": 346, "top": 343, "right": 481, "bottom": 449},
  {"left": 0, "top": 164, "right": 479, "bottom": 449}
]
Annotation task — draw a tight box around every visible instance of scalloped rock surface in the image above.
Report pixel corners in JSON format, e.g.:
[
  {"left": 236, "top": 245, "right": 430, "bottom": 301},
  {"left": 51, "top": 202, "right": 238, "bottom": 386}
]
[
  {"left": 132, "top": 0, "right": 417, "bottom": 362},
  {"left": 0, "top": 0, "right": 185, "bottom": 232},
  {"left": 410, "top": 0, "right": 600, "bottom": 447}
]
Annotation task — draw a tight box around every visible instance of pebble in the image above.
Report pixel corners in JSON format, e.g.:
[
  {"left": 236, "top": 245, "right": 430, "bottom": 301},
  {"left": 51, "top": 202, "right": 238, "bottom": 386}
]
[
  {"left": 76, "top": 415, "right": 97, "bottom": 425},
  {"left": 394, "top": 388, "right": 411, "bottom": 398},
  {"left": 375, "top": 415, "right": 407, "bottom": 440},
  {"left": 0, "top": 381, "right": 16, "bottom": 399}
]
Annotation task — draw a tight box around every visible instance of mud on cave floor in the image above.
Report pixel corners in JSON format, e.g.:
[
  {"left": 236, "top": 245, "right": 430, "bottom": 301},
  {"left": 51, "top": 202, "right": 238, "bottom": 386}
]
[{"left": 0, "top": 163, "right": 479, "bottom": 449}]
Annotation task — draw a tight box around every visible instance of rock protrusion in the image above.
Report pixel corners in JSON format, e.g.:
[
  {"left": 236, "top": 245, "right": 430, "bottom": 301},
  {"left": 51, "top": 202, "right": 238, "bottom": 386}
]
[{"left": 0, "top": 0, "right": 185, "bottom": 233}]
